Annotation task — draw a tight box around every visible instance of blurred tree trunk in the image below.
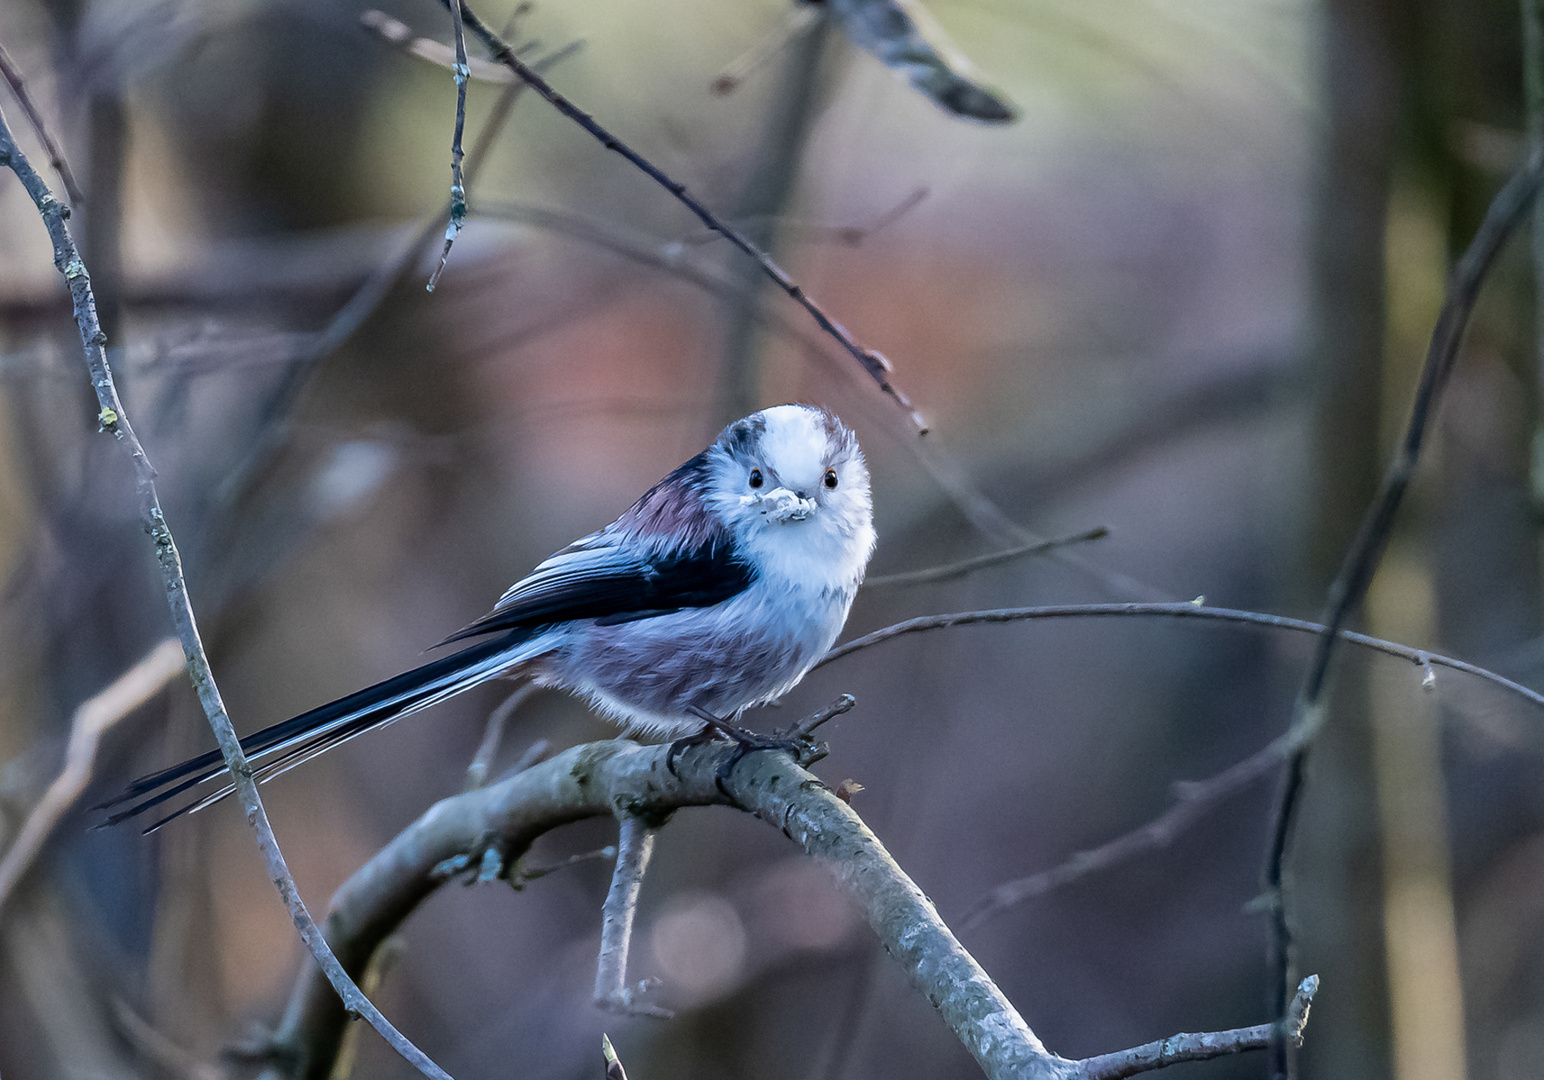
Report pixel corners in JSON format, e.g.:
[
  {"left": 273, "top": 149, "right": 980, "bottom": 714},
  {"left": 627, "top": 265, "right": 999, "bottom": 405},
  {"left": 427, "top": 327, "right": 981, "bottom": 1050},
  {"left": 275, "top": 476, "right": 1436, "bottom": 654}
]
[{"left": 1291, "top": 1, "right": 1398, "bottom": 1078}]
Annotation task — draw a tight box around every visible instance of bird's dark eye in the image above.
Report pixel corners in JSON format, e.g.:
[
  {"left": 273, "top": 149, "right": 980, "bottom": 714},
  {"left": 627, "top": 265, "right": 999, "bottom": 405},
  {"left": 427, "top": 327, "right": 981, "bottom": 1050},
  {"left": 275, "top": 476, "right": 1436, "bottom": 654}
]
[
  {"left": 749, "top": 468, "right": 764, "bottom": 489},
  {"left": 824, "top": 468, "right": 838, "bottom": 489}
]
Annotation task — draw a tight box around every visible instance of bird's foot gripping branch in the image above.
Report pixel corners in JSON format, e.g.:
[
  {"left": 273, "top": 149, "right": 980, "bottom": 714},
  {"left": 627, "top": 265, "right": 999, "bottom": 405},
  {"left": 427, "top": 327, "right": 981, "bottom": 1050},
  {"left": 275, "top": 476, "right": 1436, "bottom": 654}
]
[{"left": 259, "top": 725, "right": 1317, "bottom": 1080}]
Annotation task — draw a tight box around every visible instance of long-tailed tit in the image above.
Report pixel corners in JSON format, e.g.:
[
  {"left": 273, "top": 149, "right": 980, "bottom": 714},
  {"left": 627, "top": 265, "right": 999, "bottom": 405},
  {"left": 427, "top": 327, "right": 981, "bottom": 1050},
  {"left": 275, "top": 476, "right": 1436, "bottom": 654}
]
[{"left": 103, "top": 404, "right": 875, "bottom": 830}]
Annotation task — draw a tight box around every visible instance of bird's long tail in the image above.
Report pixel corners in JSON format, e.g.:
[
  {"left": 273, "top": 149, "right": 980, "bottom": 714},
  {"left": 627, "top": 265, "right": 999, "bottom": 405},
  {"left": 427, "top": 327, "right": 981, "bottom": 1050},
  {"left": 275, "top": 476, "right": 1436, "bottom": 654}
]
[{"left": 97, "top": 631, "right": 540, "bottom": 832}]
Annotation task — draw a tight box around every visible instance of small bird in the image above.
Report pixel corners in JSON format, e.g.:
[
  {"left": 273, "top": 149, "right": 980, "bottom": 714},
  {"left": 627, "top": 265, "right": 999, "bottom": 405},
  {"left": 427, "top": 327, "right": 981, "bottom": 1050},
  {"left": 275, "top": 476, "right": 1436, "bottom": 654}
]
[{"left": 103, "top": 404, "right": 876, "bottom": 830}]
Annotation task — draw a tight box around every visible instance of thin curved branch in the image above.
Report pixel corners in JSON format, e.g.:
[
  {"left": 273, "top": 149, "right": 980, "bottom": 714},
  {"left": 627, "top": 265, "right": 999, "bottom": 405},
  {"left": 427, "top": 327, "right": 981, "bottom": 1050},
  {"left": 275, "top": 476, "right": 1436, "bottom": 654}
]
[
  {"left": 962, "top": 722, "right": 1294, "bottom": 929},
  {"left": 865, "top": 527, "right": 1110, "bottom": 589},
  {"left": 818, "top": 603, "right": 1544, "bottom": 713},
  {"left": 0, "top": 105, "right": 457, "bottom": 1080},
  {"left": 821, "top": 600, "right": 1544, "bottom": 929}
]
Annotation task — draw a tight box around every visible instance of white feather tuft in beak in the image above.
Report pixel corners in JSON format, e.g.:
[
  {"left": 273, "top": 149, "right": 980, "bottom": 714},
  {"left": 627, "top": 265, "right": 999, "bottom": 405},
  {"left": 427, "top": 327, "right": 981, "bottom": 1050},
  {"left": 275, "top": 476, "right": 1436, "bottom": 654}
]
[{"left": 743, "top": 487, "right": 815, "bottom": 523}]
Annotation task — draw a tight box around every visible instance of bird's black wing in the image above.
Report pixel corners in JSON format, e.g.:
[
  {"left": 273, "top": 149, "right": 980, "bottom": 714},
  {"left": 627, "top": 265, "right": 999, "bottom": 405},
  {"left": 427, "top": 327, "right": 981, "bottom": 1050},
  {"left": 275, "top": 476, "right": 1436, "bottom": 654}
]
[{"left": 438, "top": 527, "right": 755, "bottom": 644}]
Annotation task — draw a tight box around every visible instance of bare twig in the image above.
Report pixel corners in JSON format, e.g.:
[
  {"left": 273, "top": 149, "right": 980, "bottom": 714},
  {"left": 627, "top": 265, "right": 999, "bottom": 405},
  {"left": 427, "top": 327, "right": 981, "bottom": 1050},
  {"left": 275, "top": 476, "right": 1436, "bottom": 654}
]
[
  {"left": 426, "top": 0, "right": 471, "bottom": 291},
  {"left": 787, "top": 694, "right": 858, "bottom": 739},
  {"left": 794, "top": 186, "right": 929, "bottom": 247},
  {"left": 111, "top": 997, "right": 226, "bottom": 1080},
  {"left": 447, "top": 0, "right": 929, "bottom": 431},
  {"left": 463, "top": 684, "right": 536, "bottom": 790},
  {"left": 962, "top": 724, "right": 1297, "bottom": 929},
  {"left": 711, "top": 3, "right": 821, "bottom": 95},
  {"left": 1076, "top": 976, "right": 1318, "bottom": 1080},
  {"left": 906, "top": 436, "right": 1166, "bottom": 597},
  {"left": 816, "top": 603, "right": 1544, "bottom": 713},
  {"left": 0, "top": 639, "right": 183, "bottom": 910},
  {"left": 508, "top": 843, "right": 614, "bottom": 888},
  {"left": 331, "top": 938, "right": 406, "bottom": 1080},
  {"left": 1263, "top": 143, "right": 1544, "bottom": 1072},
  {"left": 864, "top": 526, "right": 1109, "bottom": 589},
  {"left": 0, "top": 38, "right": 85, "bottom": 205},
  {"left": 594, "top": 817, "right": 670, "bottom": 1017},
  {"left": 0, "top": 104, "right": 457, "bottom": 1080}
]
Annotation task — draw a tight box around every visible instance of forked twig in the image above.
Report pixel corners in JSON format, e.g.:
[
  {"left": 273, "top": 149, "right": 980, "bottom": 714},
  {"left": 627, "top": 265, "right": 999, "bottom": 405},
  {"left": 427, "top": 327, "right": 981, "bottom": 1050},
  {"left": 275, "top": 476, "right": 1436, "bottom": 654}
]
[
  {"left": 464, "top": 685, "right": 538, "bottom": 790},
  {"left": 0, "top": 38, "right": 85, "bottom": 205},
  {"left": 361, "top": 8, "right": 523, "bottom": 83},
  {"left": 811, "top": 600, "right": 1544, "bottom": 927},
  {"left": 962, "top": 725, "right": 1295, "bottom": 929},
  {"left": 210, "top": 31, "right": 580, "bottom": 533},
  {"left": 426, "top": 0, "right": 471, "bottom": 291}
]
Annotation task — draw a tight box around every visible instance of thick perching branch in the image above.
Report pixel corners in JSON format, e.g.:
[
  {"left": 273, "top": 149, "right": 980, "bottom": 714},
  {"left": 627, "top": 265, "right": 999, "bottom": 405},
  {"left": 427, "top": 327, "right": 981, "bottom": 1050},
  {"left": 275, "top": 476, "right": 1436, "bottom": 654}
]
[{"left": 263, "top": 736, "right": 1315, "bottom": 1080}]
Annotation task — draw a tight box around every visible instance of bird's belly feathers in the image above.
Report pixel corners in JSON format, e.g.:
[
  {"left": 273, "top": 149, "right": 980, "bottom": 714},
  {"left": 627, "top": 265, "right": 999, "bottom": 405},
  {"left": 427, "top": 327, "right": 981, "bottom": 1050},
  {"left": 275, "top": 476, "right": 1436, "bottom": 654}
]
[{"left": 538, "top": 580, "right": 854, "bottom": 738}]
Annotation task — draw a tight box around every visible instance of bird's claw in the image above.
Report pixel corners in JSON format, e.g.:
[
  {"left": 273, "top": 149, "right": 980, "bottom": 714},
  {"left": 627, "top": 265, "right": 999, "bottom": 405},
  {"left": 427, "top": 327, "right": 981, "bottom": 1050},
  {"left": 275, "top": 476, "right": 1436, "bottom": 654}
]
[
  {"left": 666, "top": 711, "right": 818, "bottom": 792},
  {"left": 713, "top": 727, "right": 819, "bottom": 796},
  {"left": 665, "top": 725, "right": 720, "bottom": 778}
]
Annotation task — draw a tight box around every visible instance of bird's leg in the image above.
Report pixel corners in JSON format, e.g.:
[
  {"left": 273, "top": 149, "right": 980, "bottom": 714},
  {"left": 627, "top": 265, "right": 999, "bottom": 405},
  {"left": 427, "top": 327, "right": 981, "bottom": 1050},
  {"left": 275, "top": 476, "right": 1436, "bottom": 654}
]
[{"left": 593, "top": 816, "right": 672, "bottom": 1018}]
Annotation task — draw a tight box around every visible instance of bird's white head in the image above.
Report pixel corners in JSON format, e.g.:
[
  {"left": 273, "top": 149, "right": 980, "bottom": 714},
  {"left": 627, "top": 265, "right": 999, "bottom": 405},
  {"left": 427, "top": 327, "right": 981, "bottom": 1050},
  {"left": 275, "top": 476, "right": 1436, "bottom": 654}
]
[{"left": 705, "top": 404, "right": 875, "bottom": 587}]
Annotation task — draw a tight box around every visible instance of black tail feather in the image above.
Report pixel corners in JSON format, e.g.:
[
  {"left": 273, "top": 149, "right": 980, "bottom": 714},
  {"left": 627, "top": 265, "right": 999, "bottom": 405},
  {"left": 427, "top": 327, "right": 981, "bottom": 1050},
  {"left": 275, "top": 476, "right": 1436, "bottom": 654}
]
[{"left": 99, "top": 632, "right": 533, "bottom": 830}]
